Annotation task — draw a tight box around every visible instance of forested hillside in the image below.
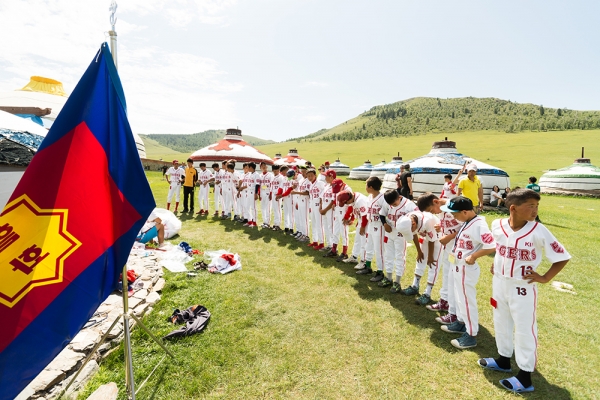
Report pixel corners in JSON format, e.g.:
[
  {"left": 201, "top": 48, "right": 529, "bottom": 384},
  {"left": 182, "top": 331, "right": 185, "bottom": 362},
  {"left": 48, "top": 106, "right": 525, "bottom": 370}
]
[
  {"left": 141, "top": 130, "right": 275, "bottom": 153},
  {"left": 291, "top": 97, "right": 600, "bottom": 142}
]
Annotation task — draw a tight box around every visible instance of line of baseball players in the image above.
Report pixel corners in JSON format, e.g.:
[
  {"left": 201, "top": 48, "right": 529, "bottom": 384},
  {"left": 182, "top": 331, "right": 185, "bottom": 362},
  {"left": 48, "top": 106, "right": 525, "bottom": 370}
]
[{"left": 166, "top": 159, "right": 571, "bottom": 394}]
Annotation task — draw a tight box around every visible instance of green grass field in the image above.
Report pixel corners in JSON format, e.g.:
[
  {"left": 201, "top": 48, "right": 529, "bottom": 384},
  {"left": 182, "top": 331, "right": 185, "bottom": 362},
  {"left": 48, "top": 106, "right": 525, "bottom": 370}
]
[
  {"left": 258, "top": 129, "right": 600, "bottom": 187},
  {"left": 77, "top": 168, "right": 599, "bottom": 399}
]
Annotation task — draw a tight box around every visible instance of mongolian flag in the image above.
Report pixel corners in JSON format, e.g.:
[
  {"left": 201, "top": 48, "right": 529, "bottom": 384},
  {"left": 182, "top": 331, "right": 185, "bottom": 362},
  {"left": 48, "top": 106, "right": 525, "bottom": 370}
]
[{"left": 0, "top": 43, "right": 155, "bottom": 399}]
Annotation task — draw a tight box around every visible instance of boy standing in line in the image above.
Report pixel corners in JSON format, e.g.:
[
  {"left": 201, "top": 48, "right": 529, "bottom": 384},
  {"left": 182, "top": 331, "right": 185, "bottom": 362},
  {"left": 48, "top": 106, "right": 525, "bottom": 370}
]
[
  {"left": 276, "top": 167, "right": 295, "bottom": 234},
  {"left": 197, "top": 163, "right": 214, "bottom": 215},
  {"left": 240, "top": 162, "right": 259, "bottom": 227},
  {"left": 376, "top": 189, "right": 420, "bottom": 292},
  {"left": 212, "top": 163, "right": 224, "bottom": 217},
  {"left": 324, "top": 179, "right": 352, "bottom": 260},
  {"left": 355, "top": 177, "right": 387, "bottom": 276},
  {"left": 221, "top": 162, "right": 235, "bottom": 219},
  {"left": 439, "top": 196, "right": 496, "bottom": 350},
  {"left": 270, "top": 165, "right": 284, "bottom": 230},
  {"left": 478, "top": 189, "right": 570, "bottom": 393},
  {"left": 307, "top": 168, "right": 326, "bottom": 249},
  {"left": 338, "top": 189, "right": 369, "bottom": 263},
  {"left": 165, "top": 160, "right": 184, "bottom": 212},
  {"left": 258, "top": 162, "right": 274, "bottom": 228},
  {"left": 182, "top": 158, "right": 198, "bottom": 213},
  {"left": 319, "top": 170, "right": 337, "bottom": 252}
]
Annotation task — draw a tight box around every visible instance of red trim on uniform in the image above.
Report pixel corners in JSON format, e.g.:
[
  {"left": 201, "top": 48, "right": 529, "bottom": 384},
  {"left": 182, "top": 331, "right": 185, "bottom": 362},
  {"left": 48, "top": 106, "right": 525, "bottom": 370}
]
[
  {"left": 510, "top": 222, "right": 539, "bottom": 277},
  {"left": 532, "top": 285, "right": 538, "bottom": 369},
  {"left": 428, "top": 244, "right": 443, "bottom": 285},
  {"left": 461, "top": 266, "right": 473, "bottom": 335}
]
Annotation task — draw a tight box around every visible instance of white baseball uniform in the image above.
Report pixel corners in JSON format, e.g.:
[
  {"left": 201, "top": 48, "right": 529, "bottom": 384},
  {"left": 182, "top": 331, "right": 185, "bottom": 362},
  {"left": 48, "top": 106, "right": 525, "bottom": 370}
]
[
  {"left": 332, "top": 185, "right": 353, "bottom": 248},
  {"left": 245, "top": 171, "right": 259, "bottom": 223},
  {"left": 365, "top": 193, "right": 388, "bottom": 270},
  {"left": 348, "top": 193, "right": 369, "bottom": 259},
  {"left": 258, "top": 171, "right": 274, "bottom": 225},
  {"left": 240, "top": 171, "right": 250, "bottom": 219},
  {"left": 491, "top": 219, "right": 571, "bottom": 372},
  {"left": 221, "top": 170, "right": 234, "bottom": 216},
  {"left": 412, "top": 211, "right": 443, "bottom": 286},
  {"left": 233, "top": 170, "right": 244, "bottom": 217},
  {"left": 213, "top": 168, "right": 225, "bottom": 214},
  {"left": 449, "top": 216, "right": 496, "bottom": 336},
  {"left": 166, "top": 166, "right": 184, "bottom": 203},
  {"left": 270, "top": 173, "right": 284, "bottom": 228},
  {"left": 438, "top": 211, "right": 463, "bottom": 315},
  {"left": 308, "top": 179, "right": 326, "bottom": 244},
  {"left": 320, "top": 183, "right": 335, "bottom": 246},
  {"left": 281, "top": 177, "right": 294, "bottom": 230},
  {"left": 441, "top": 181, "right": 458, "bottom": 199},
  {"left": 198, "top": 169, "right": 214, "bottom": 212},
  {"left": 384, "top": 198, "right": 419, "bottom": 277}
]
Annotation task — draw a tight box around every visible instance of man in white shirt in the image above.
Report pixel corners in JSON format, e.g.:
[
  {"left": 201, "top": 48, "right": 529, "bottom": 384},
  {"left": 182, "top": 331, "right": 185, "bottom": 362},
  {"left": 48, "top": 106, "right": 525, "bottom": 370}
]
[
  {"left": 165, "top": 160, "right": 184, "bottom": 212},
  {"left": 197, "top": 163, "right": 214, "bottom": 215}
]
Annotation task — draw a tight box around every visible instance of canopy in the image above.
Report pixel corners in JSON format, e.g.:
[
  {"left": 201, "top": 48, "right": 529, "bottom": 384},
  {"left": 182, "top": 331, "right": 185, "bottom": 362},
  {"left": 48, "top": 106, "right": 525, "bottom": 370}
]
[{"left": 0, "top": 76, "right": 68, "bottom": 121}]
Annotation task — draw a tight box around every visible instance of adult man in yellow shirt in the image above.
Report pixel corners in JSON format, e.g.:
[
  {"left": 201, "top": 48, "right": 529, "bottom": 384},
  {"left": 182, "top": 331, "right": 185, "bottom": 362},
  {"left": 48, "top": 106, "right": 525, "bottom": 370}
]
[
  {"left": 182, "top": 158, "right": 198, "bottom": 213},
  {"left": 457, "top": 164, "right": 483, "bottom": 213}
]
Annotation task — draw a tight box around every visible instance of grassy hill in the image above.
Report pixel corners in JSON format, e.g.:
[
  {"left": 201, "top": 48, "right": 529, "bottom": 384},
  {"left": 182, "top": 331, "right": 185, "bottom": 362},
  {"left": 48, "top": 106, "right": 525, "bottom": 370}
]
[
  {"left": 140, "top": 130, "right": 275, "bottom": 155},
  {"left": 290, "top": 97, "right": 600, "bottom": 142},
  {"left": 257, "top": 129, "right": 600, "bottom": 187}
]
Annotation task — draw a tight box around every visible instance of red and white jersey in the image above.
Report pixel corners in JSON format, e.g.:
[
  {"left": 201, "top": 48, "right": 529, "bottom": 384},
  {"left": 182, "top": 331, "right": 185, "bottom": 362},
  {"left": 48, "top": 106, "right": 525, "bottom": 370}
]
[
  {"left": 232, "top": 170, "right": 243, "bottom": 190},
  {"left": 245, "top": 171, "right": 260, "bottom": 194},
  {"left": 270, "top": 174, "right": 284, "bottom": 195},
  {"left": 281, "top": 177, "right": 294, "bottom": 199},
  {"left": 214, "top": 169, "right": 225, "bottom": 186},
  {"left": 450, "top": 216, "right": 495, "bottom": 265},
  {"left": 386, "top": 197, "right": 419, "bottom": 228},
  {"left": 166, "top": 166, "right": 184, "bottom": 184},
  {"left": 309, "top": 179, "right": 325, "bottom": 208},
  {"left": 367, "top": 193, "right": 386, "bottom": 224},
  {"left": 240, "top": 172, "right": 250, "bottom": 193},
  {"left": 320, "top": 184, "right": 335, "bottom": 210},
  {"left": 441, "top": 182, "right": 457, "bottom": 199},
  {"left": 257, "top": 172, "right": 274, "bottom": 195},
  {"left": 221, "top": 171, "right": 234, "bottom": 191},
  {"left": 198, "top": 169, "right": 214, "bottom": 185},
  {"left": 317, "top": 174, "right": 326, "bottom": 183},
  {"left": 297, "top": 176, "right": 311, "bottom": 203},
  {"left": 352, "top": 193, "right": 369, "bottom": 226},
  {"left": 410, "top": 211, "right": 440, "bottom": 242},
  {"left": 491, "top": 219, "right": 571, "bottom": 280},
  {"left": 439, "top": 211, "right": 463, "bottom": 236}
]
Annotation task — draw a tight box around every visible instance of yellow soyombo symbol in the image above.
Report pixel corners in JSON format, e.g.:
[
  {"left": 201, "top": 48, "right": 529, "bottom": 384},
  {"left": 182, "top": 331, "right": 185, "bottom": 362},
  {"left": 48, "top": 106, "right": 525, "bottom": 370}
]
[{"left": 0, "top": 195, "right": 81, "bottom": 308}]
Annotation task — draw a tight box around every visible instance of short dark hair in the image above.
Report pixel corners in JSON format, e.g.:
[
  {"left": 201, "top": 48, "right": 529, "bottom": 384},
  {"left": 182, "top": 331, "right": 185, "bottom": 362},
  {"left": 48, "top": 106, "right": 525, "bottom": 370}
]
[
  {"left": 403, "top": 164, "right": 410, "bottom": 170},
  {"left": 248, "top": 162, "right": 256, "bottom": 170},
  {"left": 306, "top": 168, "right": 316, "bottom": 175},
  {"left": 280, "top": 166, "right": 289, "bottom": 172},
  {"left": 260, "top": 161, "right": 267, "bottom": 166},
  {"left": 416, "top": 192, "right": 438, "bottom": 211},
  {"left": 199, "top": 163, "right": 206, "bottom": 167},
  {"left": 187, "top": 158, "right": 193, "bottom": 163},
  {"left": 222, "top": 160, "right": 227, "bottom": 165},
  {"left": 444, "top": 174, "right": 452, "bottom": 180},
  {"left": 212, "top": 163, "right": 219, "bottom": 168},
  {"left": 529, "top": 176, "right": 537, "bottom": 183},
  {"left": 226, "top": 163, "right": 235, "bottom": 170},
  {"left": 366, "top": 176, "right": 382, "bottom": 191},
  {"left": 505, "top": 188, "right": 540, "bottom": 208},
  {"left": 383, "top": 189, "right": 400, "bottom": 205},
  {"left": 272, "top": 165, "right": 280, "bottom": 171},
  {"left": 243, "top": 163, "right": 248, "bottom": 167}
]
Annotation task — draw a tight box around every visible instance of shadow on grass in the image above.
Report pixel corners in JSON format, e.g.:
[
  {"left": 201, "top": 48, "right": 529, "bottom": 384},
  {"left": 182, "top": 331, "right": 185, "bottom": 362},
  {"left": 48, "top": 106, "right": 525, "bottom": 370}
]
[{"left": 198, "top": 215, "right": 572, "bottom": 399}]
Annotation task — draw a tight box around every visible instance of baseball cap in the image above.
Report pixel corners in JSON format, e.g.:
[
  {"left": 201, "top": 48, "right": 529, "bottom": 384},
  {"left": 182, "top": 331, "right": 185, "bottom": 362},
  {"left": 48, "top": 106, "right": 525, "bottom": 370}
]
[
  {"left": 172, "top": 159, "right": 179, "bottom": 164},
  {"left": 331, "top": 179, "right": 344, "bottom": 193},
  {"left": 299, "top": 165, "right": 307, "bottom": 170},
  {"left": 466, "top": 163, "right": 478, "bottom": 172},
  {"left": 396, "top": 216, "right": 414, "bottom": 238},
  {"left": 337, "top": 191, "right": 353, "bottom": 206},
  {"left": 325, "top": 170, "right": 337, "bottom": 179},
  {"left": 440, "top": 196, "right": 473, "bottom": 213},
  {"left": 324, "top": 161, "right": 330, "bottom": 166},
  {"left": 286, "top": 170, "right": 296, "bottom": 178}
]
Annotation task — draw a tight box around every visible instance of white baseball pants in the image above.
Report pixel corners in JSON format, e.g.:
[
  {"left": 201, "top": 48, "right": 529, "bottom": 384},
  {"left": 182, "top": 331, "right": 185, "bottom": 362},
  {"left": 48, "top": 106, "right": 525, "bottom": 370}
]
[
  {"left": 213, "top": 184, "right": 222, "bottom": 213},
  {"left": 167, "top": 183, "right": 181, "bottom": 202},
  {"left": 222, "top": 189, "right": 233, "bottom": 216},
  {"left": 365, "top": 223, "right": 385, "bottom": 271},
  {"left": 283, "top": 198, "right": 293, "bottom": 230},
  {"left": 492, "top": 275, "right": 538, "bottom": 372},
  {"left": 440, "top": 241, "right": 457, "bottom": 315},
  {"left": 199, "top": 184, "right": 210, "bottom": 211},
  {"left": 323, "top": 210, "right": 333, "bottom": 247},
  {"left": 332, "top": 208, "right": 348, "bottom": 246},
  {"left": 453, "top": 262, "right": 480, "bottom": 336},
  {"left": 271, "top": 198, "right": 282, "bottom": 227},
  {"left": 260, "top": 192, "right": 271, "bottom": 225},
  {"left": 295, "top": 199, "right": 308, "bottom": 235},
  {"left": 383, "top": 232, "right": 407, "bottom": 277},
  {"left": 245, "top": 193, "right": 257, "bottom": 222},
  {"left": 309, "top": 206, "right": 324, "bottom": 244},
  {"left": 351, "top": 223, "right": 366, "bottom": 259},
  {"left": 414, "top": 240, "right": 443, "bottom": 286}
]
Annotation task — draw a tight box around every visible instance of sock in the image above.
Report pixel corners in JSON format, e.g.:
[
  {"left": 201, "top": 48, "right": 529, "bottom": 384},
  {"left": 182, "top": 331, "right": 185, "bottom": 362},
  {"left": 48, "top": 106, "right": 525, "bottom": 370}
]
[
  {"left": 395, "top": 276, "right": 401, "bottom": 284},
  {"left": 503, "top": 369, "right": 531, "bottom": 389},
  {"left": 365, "top": 260, "right": 372, "bottom": 268},
  {"left": 332, "top": 244, "right": 338, "bottom": 252},
  {"left": 342, "top": 245, "right": 348, "bottom": 255},
  {"left": 494, "top": 356, "right": 511, "bottom": 370},
  {"left": 425, "top": 284, "right": 433, "bottom": 296},
  {"left": 412, "top": 275, "right": 421, "bottom": 288},
  {"left": 386, "top": 272, "right": 392, "bottom": 280}
]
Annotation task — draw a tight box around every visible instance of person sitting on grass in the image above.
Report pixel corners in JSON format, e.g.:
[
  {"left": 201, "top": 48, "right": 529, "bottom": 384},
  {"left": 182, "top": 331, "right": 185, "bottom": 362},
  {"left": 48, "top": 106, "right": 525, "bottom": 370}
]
[
  {"left": 478, "top": 188, "right": 570, "bottom": 394},
  {"left": 490, "top": 185, "right": 504, "bottom": 208},
  {"left": 136, "top": 211, "right": 166, "bottom": 247}
]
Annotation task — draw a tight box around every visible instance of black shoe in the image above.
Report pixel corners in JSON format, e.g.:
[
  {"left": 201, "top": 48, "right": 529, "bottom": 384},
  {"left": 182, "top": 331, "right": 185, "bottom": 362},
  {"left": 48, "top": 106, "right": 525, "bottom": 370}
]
[
  {"left": 336, "top": 253, "right": 348, "bottom": 262},
  {"left": 323, "top": 250, "right": 338, "bottom": 258},
  {"left": 356, "top": 267, "right": 373, "bottom": 275},
  {"left": 182, "top": 209, "right": 189, "bottom": 213},
  {"left": 189, "top": 209, "right": 194, "bottom": 214},
  {"left": 369, "top": 270, "right": 384, "bottom": 282}
]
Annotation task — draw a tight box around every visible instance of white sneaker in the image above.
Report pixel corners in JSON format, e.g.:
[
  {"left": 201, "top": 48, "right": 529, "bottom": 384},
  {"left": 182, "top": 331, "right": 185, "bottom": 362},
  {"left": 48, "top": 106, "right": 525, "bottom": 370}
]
[
  {"left": 354, "top": 261, "right": 366, "bottom": 270},
  {"left": 343, "top": 255, "right": 359, "bottom": 264}
]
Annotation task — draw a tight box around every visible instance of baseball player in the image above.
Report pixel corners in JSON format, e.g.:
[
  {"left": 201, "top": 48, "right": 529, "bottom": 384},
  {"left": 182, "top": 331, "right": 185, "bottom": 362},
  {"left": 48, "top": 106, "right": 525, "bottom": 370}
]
[
  {"left": 212, "top": 162, "right": 225, "bottom": 217},
  {"left": 240, "top": 162, "right": 259, "bottom": 227},
  {"left": 270, "top": 165, "right": 284, "bottom": 231},
  {"left": 416, "top": 193, "right": 463, "bottom": 324},
  {"left": 276, "top": 167, "right": 295, "bottom": 234},
  {"left": 258, "top": 162, "right": 274, "bottom": 228},
  {"left": 165, "top": 160, "right": 184, "bottom": 212},
  {"left": 478, "top": 189, "right": 570, "bottom": 394},
  {"left": 306, "top": 168, "right": 326, "bottom": 249},
  {"left": 356, "top": 177, "right": 388, "bottom": 280},
  {"left": 375, "top": 189, "right": 420, "bottom": 292},
  {"left": 324, "top": 179, "right": 353, "bottom": 261},
  {"left": 234, "top": 163, "right": 247, "bottom": 222},
  {"left": 439, "top": 196, "right": 496, "bottom": 350},
  {"left": 292, "top": 166, "right": 310, "bottom": 241},
  {"left": 440, "top": 163, "right": 465, "bottom": 200},
  {"left": 319, "top": 170, "right": 337, "bottom": 252},
  {"left": 221, "top": 162, "right": 235, "bottom": 219},
  {"left": 197, "top": 163, "right": 214, "bottom": 215},
  {"left": 338, "top": 189, "right": 369, "bottom": 263}
]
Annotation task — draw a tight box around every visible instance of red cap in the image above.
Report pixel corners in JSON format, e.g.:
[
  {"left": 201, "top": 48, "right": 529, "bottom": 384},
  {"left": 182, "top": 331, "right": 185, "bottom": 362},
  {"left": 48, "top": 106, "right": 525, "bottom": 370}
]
[
  {"left": 324, "top": 161, "right": 330, "bottom": 165},
  {"left": 337, "top": 191, "right": 352, "bottom": 206},
  {"left": 173, "top": 159, "right": 179, "bottom": 164},
  {"left": 331, "top": 179, "right": 344, "bottom": 193},
  {"left": 325, "top": 169, "right": 337, "bottom": 178}
]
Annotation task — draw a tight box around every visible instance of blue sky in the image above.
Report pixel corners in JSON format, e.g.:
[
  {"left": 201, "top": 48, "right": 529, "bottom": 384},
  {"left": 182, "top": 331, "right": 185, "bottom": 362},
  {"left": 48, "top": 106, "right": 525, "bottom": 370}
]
[{"left": 1, "top": 0, "right": 598, "bottom": 141}]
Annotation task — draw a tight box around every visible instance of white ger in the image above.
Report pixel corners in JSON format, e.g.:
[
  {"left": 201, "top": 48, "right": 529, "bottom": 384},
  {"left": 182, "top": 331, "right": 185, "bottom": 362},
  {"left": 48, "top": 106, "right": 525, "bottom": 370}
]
[{"left": 539, "top": 148, "right": 600, "bottom": 195}]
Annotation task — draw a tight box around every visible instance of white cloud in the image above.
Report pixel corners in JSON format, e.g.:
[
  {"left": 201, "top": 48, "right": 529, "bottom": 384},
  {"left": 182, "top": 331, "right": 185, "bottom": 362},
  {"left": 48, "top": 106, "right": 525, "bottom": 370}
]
[
  {"left": 303, "top": 81, "right": 329, "bottom": 88},
  {"left": 0, "top": 0, "right": 241, "bottom": 134}
]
